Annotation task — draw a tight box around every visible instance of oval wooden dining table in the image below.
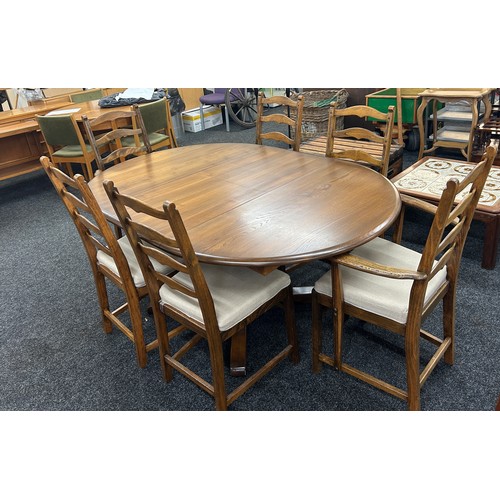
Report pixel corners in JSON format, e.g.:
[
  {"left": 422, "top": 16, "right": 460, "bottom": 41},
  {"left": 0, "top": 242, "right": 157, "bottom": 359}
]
[
  {"left": 88, "top": 142, "right": 401, "bottom": 375},
  {"left": 88, "top": 142, "right": 401, "bottom": 271}
]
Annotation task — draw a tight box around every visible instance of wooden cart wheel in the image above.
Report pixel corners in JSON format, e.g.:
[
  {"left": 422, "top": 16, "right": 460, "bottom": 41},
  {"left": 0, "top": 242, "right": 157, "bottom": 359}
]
[{"left": 225, "top": 88, "right": 258, "bottom": 128}]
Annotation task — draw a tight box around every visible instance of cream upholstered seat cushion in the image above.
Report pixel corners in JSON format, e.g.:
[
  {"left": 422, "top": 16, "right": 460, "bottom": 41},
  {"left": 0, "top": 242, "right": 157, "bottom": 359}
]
[
  {"left": 159, "top": 265, "right": 291, "bottom": 332},
  {"left": 96, "top": 236, "right": 172, "bottom": 288},
  {"left": 314, "top": 237, "right": 448, "bottom": 324}
]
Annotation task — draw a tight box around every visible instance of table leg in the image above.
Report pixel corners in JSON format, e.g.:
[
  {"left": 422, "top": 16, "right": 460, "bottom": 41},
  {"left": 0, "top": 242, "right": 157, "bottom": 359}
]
[
  {"left": 416, "top": 97, "right": 428, "bottom": 160},
  {"left": 230, "top": 328, "right": 247, "bottom": 377},
  {"left": 467, "top": 98, "right": 480, "bottom": 161},
  {"left": 482, "top": 216, "right": 500, "bottom": 270}
]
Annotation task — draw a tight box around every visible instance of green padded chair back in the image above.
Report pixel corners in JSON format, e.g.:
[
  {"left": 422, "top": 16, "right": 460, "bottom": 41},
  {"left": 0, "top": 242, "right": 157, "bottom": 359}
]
[
  {"left": 36, "top": 114, "right": 81, "bottom": 146},
  {"left": 137, "top": 98, "right": 167, "bottom": 135},
  {"left": 70, "top": 89, "right": 104, "bottom": 103}
]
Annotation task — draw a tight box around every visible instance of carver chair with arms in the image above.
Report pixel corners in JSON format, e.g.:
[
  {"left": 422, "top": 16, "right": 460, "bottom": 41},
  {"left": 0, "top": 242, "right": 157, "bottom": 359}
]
[
  {"left": 255, "top": 92, "right": 304, "bottom": 152},
  {"left": 82, "top": 108, "right": 152, "bottom": 172},
  {"left": 41, "top": 156, "right": 173, "bottom": 368},
  {"left": 36, "top": 113, "right": 96, "bottom": 180},
  {"left": 311, "top": 145, "right": 497, "bottom": 410},
  {"left": 104, "top": 180, "right": 300, "bottom": 410},
  {"left": 325, "top": 103, "right": 401, "bottom": 178}
]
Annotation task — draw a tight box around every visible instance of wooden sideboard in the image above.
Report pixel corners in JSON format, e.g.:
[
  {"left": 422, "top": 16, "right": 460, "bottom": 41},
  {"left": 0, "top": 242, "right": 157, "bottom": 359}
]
[
  {"left": 0, "top": 89, "right": 127, "bottom": 182},
  {"left": 0, "top": 101, "right": 61, "bottom": 181}
]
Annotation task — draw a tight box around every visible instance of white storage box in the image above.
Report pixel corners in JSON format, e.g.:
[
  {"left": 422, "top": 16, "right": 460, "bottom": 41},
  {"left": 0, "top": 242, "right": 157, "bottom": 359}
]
[{"left": 182, "top": 105, "right": 223, "bottom": 132}]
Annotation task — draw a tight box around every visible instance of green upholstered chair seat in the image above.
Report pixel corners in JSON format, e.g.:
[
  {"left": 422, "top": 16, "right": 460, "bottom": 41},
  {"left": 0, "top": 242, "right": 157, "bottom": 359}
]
[
  {"left": 122, "top": 132, "right": 168, "bottom": 147},
  {"left": 52, "top": 144, "right": 93, "bottom": 158}
]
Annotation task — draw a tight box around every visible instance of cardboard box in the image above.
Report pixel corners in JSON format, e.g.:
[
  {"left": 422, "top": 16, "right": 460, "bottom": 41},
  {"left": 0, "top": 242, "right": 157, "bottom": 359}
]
[{"left": 182, "top": 105, "right": 223, "bottom": 132}]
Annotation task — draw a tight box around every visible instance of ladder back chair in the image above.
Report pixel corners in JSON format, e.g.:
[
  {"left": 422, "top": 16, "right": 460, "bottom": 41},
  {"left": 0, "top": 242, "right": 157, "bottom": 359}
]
[
  {"left": 81, "top": 108, "right": 152, "bottom": 172},
  {"left": 311, "top": 145, "right": 497, "bottom": 410},
  {"left": 41, "top": 156, "right": 173, "bottom": 368},
  {"left": 325, "top": 103, "right": 401, "bottom": 178},
  {"left": 256, "top": 92, "right": 304, "bottom": 151},
  {"left": 104, "top": 180, "right": 300, "bottom": 410},
  {"left": 36, "top": 113, "right": 96, "bottom": 180}
]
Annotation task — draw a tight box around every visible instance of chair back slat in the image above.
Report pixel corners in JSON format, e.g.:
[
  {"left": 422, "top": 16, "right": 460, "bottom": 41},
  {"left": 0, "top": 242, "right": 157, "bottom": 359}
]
[{"left": 334, "top": 127, "right": 386, "bottom": 144}]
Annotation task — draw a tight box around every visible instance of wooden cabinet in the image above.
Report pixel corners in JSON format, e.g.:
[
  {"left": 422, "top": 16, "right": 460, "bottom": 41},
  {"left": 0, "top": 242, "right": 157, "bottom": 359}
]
[
  {"left": 416, "top": 88, "right": 495, "bottom": 161},
  {"left": 0, "top": 120, "right": 47, "bottom": 181}
]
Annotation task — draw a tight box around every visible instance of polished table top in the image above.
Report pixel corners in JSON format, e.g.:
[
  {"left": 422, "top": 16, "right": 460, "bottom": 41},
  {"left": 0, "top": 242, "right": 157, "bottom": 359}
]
[{"left": 88, "top": 143, "right": 402, "bottom": 272}]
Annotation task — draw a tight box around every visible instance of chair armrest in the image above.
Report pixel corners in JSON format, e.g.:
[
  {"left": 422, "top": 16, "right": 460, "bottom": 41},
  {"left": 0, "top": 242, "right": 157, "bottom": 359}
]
[
  {"left": 332, "top": 252, "right": 427, "bottom": 281},
  {"left": 400, "top": 193, "right": 439, "bottom": 216},
  {"left": 392, "top": 193, "right": 444, "bottom": 244}
]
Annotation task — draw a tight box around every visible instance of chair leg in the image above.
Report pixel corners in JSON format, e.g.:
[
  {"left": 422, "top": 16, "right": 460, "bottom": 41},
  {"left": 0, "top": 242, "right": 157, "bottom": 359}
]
[
  {"left": 207, "top": 335, "right": 228, "bottom": 410},
  {"left": 311, "top": 290, "right": 323, "bottom": 372},
  {"left": 389, "top": 157, "right": 403, "bottom": 178},
  {"left": 331, "top": 263, "right": 344, "bottom": 370},
  {"left": 333, "top": 302, "right": 344, "bottom": 371},
  {"left": 94, "top": 272, "right": 113, "bottom": 334},
  {"left": 223, "top": 104, "right": 230, "bottom": 132},
  {"left": 150, "top": 304, "right": 172, "bottom": 381},
  {"left": 59, "top": 162, "right": 74, "bottom": 178},
  {"left": 128, "top": 294, "right": 148, "bottom": 369},
  {"left": 230, "top": 328, "right": 247, "bottom": 377},
  {"left": 443, "top": 288, "right": 456, "bottom": 365},
  {"left": 284, "top": 285, "right": 299, "bottom": 364},
  {"left": 83, "top": 161, "right": 94, "bottom": 181},
  {"left": 405, "top": 325, "right": 421, "bottom": 411},
  {"left": 200, "top": 105, "right": 205, "bottom": 131}
]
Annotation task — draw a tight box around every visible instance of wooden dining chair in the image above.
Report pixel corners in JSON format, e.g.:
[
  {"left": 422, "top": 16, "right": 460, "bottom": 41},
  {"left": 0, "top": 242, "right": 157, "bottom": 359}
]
[
  {"left": 36, "top": 113, "right": 96, "bottom": 180},
  {"left": 311, "top": 145, "right": 497, "bottom": 410},
  {"left": 82, "top": 108, "right": 152, "bottom": 171},
  {"left": 41, "top": 156, "right": 173, "bottom": 368},
  {"left": 103, "top": 179, "right": 300, "bottom": 410},
  {"left": 325, "top": 103, "right": 402, "bottom": 178},
  {"left": 256, "top": 92, "right": 304, "bottom": 151},
  {"left": 130, "top": 98, "right": 178, "bottom": 151}
]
